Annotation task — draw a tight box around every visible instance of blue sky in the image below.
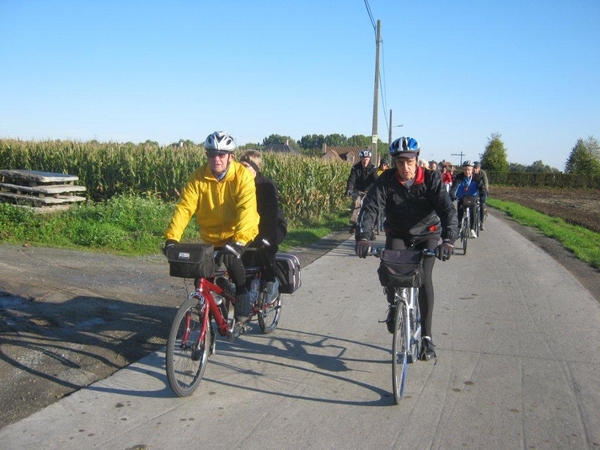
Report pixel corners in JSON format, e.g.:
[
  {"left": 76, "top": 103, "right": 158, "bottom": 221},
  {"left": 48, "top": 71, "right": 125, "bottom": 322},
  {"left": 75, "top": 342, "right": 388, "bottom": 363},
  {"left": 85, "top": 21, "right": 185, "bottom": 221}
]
[{"left": 1, "top": 1, "right": 598, "bottom": 170}]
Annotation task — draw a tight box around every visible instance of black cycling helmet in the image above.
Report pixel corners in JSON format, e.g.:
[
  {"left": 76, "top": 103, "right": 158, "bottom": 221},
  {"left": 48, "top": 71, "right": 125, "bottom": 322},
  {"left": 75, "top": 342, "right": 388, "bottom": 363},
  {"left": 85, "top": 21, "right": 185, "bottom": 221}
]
[
  {"left": 380, "top": 158, "right": 389, "bottom": 166},
  {"left": 204, "top": 131, "right": 236, "bottom": 153},
  {"left": 389, "top": 137, "right": 420, "bottom": 159},
  {"left": 358, "top": 149, "right": 372, "bottom": 158},
  {"left": 473, "top": 161, "right": 481, "bottom": 168},
  {"left": 462, "top": 160, "right": 474, "bottom": 167}
]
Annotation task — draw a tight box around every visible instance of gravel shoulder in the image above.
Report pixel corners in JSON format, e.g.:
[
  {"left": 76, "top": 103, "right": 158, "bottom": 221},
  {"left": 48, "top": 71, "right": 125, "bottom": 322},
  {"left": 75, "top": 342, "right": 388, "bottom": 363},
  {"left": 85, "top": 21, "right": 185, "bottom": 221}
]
[{"left": 1, "top": 214, "right": 598, "bottom": 429}]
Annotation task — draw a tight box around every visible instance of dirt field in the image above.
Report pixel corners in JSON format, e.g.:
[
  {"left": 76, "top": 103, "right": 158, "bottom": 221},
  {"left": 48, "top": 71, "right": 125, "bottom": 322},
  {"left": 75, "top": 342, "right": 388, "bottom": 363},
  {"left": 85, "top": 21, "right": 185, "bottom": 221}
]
[{"left": 491, "top": 186, "right": 600, "bottom": 233}]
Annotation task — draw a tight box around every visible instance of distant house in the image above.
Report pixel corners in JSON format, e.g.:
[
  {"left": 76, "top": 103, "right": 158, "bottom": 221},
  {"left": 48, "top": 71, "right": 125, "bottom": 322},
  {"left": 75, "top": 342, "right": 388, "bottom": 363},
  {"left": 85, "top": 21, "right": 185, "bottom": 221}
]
[
  {"left": 321, "top": 144, "right": 368, "bottom": 164},
  {"left": 264, "top": 140, "right": 299, "bottom": 154}
]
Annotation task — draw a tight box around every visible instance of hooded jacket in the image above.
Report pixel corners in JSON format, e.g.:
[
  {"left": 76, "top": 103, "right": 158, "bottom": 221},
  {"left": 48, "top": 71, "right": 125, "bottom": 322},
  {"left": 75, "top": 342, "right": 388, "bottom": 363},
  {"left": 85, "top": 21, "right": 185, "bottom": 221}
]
[{"left": 165, "top": 160, "right": 259, "bottom": 246}]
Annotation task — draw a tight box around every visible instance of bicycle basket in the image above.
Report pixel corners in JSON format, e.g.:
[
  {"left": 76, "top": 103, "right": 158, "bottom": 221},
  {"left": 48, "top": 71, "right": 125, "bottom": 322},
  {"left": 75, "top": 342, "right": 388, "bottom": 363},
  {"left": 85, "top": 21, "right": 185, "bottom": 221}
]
[
  {"left": 461, "top": 195, "right": 478, "bottom": 207},
  {"left": 166, "top": 243, "right": 215, "bottom": 278},
  {"left": 377, "top": 249, "right": 424, "bottom": 288}
]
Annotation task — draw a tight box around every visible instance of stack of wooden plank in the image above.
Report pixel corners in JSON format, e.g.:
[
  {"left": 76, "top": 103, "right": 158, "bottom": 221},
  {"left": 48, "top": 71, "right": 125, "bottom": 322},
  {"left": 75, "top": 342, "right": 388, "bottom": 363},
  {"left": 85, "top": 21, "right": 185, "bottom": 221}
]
[{"left": 0, "top": 169, "right": 86, "bottom": 208}]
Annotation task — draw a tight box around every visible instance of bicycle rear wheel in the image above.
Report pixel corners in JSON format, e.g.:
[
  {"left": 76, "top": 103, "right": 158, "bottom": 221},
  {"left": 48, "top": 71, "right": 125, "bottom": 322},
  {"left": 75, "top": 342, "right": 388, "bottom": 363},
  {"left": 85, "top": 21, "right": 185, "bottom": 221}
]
[
  {"left": 474, "top": 205, "right": 480, "bottom": 238},
  {"left": 166, "top": 297, "right": 211, "bottom": 397},
  {"left": 258, "top": 291, "right": 282, "bottom": 334},
  {"left": 392, "top": 301, "right": 409, "bottom": 404}
]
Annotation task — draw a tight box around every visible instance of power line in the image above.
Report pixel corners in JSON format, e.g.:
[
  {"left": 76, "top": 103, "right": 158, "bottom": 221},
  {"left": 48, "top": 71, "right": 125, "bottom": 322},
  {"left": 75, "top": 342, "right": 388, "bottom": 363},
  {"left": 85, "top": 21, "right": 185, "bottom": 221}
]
[
  {"left": 363, "top": 1, "right": 390, "bottom": 144},
  {"left": 363, "top": 0, "right": 376, "bottom": 33}
]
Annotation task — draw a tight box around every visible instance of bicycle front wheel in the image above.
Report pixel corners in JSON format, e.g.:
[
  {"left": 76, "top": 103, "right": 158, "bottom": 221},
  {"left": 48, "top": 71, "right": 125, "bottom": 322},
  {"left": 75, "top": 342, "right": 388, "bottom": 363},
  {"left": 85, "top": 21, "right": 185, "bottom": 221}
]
[
  {"left": 166, "top": 297, "right": 211, "bottom": 397},
  {"left": 392, "top": 302, "right": 409, "bottom": 404},
  {"left": 461, "top": 216, "right": 469, "bottom": 255},
  {"left": 258, "top": 292, "right": 282, "bottom": 334}
]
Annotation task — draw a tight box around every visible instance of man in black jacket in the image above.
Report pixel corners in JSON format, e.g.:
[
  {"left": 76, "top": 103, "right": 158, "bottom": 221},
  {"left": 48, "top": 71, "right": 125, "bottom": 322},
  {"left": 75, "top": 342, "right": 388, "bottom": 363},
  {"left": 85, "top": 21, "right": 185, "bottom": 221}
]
[
  {"left": 354, "top": 137, "right": 458, "bottom": 361},
  {"left": 346, "top": 149, "right": 377, "bottom": 233}
]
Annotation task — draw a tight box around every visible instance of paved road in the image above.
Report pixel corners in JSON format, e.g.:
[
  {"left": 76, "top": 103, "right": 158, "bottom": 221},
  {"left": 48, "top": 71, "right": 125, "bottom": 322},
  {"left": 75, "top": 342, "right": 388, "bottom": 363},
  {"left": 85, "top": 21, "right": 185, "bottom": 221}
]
[{"left": 2, "top": 214, "right": 599, "bottom": 450}]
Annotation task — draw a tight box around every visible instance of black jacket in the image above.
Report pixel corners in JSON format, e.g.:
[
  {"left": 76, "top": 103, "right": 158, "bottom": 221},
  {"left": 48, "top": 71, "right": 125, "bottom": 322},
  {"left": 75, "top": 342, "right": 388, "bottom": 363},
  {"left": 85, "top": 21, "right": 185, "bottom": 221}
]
[
  {"left": 346, "top": 162, "right": 377, "bottom": 193},
  {"left": 255, "top": 172, "right": 287, "bottom": 246},
  {"left": 357, "top": 167, "right": 458, "bottom": 243}
]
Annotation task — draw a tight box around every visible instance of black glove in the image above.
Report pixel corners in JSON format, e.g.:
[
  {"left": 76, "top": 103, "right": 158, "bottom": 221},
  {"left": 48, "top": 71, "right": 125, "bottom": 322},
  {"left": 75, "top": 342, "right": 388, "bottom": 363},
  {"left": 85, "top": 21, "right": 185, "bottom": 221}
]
[
  {"left": 435, "top": 241, "right": 454, "bottom": 261},
  {"left": 162, "top": 239, "right": 178, "bottom": 257},
  {"left": 346, "top": 189, "right": 353, "bottom": 196},
  {"left": 355, "top": 239, "right": 371, "bottom": 258},
  {"left": 223, "top": 240, "right": 245, "bottom": 259},
  {"left": 255, "top": 236, "right": 271, "bottom": 249}
]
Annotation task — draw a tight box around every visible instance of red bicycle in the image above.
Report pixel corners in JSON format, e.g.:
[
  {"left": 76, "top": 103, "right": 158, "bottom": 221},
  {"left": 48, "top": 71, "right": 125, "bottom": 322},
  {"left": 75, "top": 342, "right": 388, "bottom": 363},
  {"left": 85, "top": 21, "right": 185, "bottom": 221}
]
[{"left": 165, "top": 244, "right": 282, "bottom": 397}]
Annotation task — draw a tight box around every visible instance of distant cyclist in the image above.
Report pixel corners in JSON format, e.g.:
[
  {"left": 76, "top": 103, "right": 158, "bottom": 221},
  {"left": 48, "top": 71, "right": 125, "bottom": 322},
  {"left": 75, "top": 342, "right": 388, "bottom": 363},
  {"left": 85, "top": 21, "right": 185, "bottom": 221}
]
[
  {"left": 346, "top": 149, "right": 377, "bottom": 234},
  {"left": 354, "top": 137, "right": 458, "bottom": 361},
  {"left": 376, "top": 158, "right": 390, "bottom": 177},
  {"left": 450, "top": 160, "right": 487, "bottom": 238},
  {"left": 473, "top": 161, "right": 489, "bottom": 230}
]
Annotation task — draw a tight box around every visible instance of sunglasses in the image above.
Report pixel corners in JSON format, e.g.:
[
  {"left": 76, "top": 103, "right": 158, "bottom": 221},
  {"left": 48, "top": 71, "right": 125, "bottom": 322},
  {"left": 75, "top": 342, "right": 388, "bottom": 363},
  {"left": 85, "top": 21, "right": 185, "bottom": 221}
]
[{"left": 207, "top": 151, "right": 230, "bottom": 159}]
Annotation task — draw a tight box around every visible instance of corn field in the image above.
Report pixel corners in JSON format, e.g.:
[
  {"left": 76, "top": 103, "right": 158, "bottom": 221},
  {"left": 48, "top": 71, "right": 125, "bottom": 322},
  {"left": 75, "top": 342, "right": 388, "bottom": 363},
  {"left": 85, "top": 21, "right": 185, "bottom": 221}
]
[{"left": 0, "top": 139, "right": 350, "bottom": 226}]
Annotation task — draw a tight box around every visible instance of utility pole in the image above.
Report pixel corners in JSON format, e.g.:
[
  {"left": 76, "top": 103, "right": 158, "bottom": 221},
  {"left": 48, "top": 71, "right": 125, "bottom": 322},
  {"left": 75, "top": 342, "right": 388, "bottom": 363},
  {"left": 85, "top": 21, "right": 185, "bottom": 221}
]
[
  {"left": 388, "top": 109, "right": 393, "bottom": 147},
  {"left": 371, "top": 19, "right": 381, "bottom": 165},
  {"left": 451, "top": 151, "right": 466, "bottom": 166}
]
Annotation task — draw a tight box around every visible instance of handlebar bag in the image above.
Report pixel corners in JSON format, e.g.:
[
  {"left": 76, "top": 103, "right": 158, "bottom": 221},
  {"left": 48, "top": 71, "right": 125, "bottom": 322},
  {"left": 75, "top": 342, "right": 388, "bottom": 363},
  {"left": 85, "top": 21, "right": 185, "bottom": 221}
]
[
  {"left": 377, "top": 249, "right": 424, "bottom": 288},
  {"left": 461, "top": 195, "right": 478, "bottom": 207},
  {"left": 167, "top": 243, "right": 215, "bottom": 279}
]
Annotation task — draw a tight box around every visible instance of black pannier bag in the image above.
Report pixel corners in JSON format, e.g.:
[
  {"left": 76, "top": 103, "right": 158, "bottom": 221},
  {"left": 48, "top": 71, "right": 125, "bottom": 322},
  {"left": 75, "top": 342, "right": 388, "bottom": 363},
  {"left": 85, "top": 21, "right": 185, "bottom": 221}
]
[
  {"left": 275, "top": 253, "right": 301, "bottom": 294},
  {"left": 377, "top": 249, "right": 424, "bottom": 288},
  {"left": 167, "top": 243, "right": 215, "bottom": 279}
]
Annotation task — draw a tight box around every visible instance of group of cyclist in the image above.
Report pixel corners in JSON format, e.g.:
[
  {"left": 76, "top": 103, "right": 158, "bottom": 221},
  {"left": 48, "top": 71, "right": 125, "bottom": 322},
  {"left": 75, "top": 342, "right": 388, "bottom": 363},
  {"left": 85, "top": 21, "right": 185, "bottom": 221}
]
[
  {"left": 162, "top": 130, "right": 487, "bottom": 364},
  {"left": 352, "top": 137, "right": 489, "bottom": 361}
]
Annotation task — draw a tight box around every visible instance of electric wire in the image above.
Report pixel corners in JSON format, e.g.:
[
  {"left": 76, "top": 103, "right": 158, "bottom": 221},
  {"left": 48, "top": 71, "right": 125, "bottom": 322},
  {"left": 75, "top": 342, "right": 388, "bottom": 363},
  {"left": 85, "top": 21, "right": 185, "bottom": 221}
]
[{"left": 364, "top": 0, "right": 391, "bottom": 143}]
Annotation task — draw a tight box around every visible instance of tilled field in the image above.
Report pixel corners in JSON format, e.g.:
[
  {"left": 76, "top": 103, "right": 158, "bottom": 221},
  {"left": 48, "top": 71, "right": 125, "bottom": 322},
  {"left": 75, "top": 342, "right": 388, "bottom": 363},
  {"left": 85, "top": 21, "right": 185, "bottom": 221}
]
[{"left": 491, "top": 186, "right": 600, "bottom": 233}]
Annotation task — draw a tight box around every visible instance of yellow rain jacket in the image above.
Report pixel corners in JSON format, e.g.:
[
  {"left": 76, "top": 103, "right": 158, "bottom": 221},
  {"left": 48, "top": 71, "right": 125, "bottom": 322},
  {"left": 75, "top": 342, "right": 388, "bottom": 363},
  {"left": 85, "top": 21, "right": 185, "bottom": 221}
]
[{"left": 165, "top": 160, "right": 259, "bottom": 246}]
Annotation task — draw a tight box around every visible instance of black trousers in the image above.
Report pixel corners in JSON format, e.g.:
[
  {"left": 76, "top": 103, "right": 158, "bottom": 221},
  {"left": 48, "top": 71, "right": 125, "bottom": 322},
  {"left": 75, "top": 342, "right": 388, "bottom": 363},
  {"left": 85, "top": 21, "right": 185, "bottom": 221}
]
[{"left": 385, "top": 235, "right": 438, "bottom": 339}]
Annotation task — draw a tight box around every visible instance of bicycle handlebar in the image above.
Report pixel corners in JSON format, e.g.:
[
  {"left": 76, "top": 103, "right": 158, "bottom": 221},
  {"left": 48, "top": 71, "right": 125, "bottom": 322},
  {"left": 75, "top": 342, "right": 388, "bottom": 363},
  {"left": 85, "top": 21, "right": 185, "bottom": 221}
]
[{"left": 369, "top": 247, "right": 436, "bottom": 258}]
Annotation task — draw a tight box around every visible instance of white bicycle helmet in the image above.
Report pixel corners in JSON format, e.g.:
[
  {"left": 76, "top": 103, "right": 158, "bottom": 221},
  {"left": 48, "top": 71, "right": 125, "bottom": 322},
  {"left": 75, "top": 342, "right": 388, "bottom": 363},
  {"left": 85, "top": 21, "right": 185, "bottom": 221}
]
[
  {"left": 389, "top": 137, "right": 420, "bottom": 158},
  {"left": 358, "top": 149, "right": 372, "bottom": 158},
  {"left": 204, "top": 131, "right": 236, "bottom": 153},
  {"left": 462, "top": 160, "right": 474, "bottom": 167}
]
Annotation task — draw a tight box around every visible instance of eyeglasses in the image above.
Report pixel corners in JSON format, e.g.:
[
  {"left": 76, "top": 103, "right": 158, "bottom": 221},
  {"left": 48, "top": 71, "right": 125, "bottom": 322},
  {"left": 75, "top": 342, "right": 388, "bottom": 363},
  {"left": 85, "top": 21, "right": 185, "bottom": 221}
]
[{"left": 207, "top": 151, "right": 229, "bottom": 159}]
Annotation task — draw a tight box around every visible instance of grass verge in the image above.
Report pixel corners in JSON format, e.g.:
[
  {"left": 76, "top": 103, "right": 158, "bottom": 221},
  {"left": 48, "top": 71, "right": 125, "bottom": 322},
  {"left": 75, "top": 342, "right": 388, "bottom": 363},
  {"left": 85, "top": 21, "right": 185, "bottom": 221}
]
[
  {"left": 487, "top": 198, "right": 600, "bottom": 269},
  {"left": 0, "top": 196, "right": 347, "bottom": 256}
]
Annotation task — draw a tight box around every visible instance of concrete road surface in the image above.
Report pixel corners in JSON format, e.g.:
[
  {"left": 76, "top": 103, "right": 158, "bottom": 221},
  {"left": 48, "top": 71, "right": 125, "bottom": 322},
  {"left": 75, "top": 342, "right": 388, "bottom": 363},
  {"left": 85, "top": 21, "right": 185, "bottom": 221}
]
[{"left": 1, "top": 214, "right": 599, "bottom": 450}]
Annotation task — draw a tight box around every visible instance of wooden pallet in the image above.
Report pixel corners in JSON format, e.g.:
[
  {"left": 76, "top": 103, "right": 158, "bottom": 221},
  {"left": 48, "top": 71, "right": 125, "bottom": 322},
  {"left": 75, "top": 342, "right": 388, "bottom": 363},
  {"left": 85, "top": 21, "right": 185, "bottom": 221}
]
[{"left": 0, "top": 169, "right": 87, "bottom": 208}]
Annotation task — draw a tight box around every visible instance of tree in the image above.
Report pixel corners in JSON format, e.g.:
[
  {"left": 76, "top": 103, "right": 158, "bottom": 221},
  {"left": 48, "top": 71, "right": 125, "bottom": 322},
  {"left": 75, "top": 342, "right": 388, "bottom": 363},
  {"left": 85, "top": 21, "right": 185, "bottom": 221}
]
[
  {"left": 565, "top": 137, "right": 600, "bottom": 175},
  {"left": 299, "top": 134, "right": 325, "bottom": 151},
  {"left": 480, "top": 133, "right": 509, "bottom": 172},
  {"left": 262, "top": 134, "right": 296, "bottom": 146},
  {"left": 526, "top": 160, "right": 560, "bottom": 173},
  {"left": 324, "top": 134, "right": 347, "bottom": 147},
  {"left": 509, "top": 162, "right": 527, "bottom": 172},
  {"left": 347, "top": 134, "right": 372, "bottom": 147}
]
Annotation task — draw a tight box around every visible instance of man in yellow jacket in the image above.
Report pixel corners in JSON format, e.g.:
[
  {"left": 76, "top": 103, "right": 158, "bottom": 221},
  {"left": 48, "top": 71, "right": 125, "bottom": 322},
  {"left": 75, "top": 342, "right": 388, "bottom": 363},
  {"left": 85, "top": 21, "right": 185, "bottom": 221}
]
[{"left": 164, "top": 131, "right": 259, "bottom": 324}]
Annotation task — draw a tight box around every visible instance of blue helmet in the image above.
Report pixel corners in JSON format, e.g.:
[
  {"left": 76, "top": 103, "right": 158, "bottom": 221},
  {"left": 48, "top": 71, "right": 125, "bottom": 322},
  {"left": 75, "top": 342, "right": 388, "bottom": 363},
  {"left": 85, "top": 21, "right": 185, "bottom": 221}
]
[{"left": 389, "top": 137, "right": 420, "bottom": 158}]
